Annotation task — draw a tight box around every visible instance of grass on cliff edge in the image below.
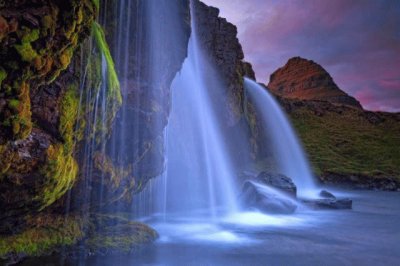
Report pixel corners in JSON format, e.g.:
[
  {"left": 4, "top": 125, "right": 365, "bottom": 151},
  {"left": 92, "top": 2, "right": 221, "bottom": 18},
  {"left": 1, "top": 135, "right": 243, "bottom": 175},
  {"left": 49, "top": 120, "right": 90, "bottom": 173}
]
[{"left": 289, "top": 105, "right": 400, "bottom": 179}]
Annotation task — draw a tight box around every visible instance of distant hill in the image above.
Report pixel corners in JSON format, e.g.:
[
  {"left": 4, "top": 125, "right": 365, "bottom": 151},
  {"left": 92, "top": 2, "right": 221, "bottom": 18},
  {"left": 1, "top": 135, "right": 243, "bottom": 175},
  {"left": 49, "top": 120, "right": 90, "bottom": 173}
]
[
  {"left": 278, "top": 97, "right": 400, "bottom": 190},
  {"left": 268, "top": 57, "right": 362, "bottom": 109},
  {"left": 264, "top": 57, "right": 400, "bottom": 190}
]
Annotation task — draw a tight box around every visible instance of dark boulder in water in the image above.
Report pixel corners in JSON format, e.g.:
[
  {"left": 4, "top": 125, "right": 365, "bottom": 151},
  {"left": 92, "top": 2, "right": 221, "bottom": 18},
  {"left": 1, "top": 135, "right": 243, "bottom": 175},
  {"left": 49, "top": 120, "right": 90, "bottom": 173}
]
[
  {"left": 256, "top": 171, "right": 297, "bottom": 197},
  {"left": 319, "top": 190, "right": 336, "bottom": 199},
  {"left": 302, "top": 198, "right": 352, "bottom": 210},
  {"left": 239, "top": 180, "right": 297, "bottom": 214}
]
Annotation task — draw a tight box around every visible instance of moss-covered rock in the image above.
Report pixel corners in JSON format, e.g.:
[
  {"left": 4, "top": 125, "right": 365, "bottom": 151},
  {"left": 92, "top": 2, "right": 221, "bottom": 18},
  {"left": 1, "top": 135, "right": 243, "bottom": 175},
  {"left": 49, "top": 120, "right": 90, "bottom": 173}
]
[
  {"left": 91, "top": 22, "right": 122, "bottom": 138},
  {"left": 85, "top": 214, "right": 158, "bottom": 255},
  {"left": 0, "top": 215, "right": 84, "bottom": 262},
  {"left": 0, "top": 0, "right": 96, "bottom": 235},
  {"left": 0, "top": 0, "right": 96, "bottom": 142}
]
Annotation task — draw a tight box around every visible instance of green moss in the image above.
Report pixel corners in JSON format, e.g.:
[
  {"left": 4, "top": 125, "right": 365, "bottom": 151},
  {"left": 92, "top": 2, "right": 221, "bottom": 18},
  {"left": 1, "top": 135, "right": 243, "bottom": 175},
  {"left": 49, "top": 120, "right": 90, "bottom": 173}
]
[
  {"left": 0, "top": 68, "right": 7, "bottom": 88},
  {"left": 38, "top": 85, "right": 80, "bottom": 209},
  {"left": 59, "top": 47, "right": 74, "bottom": 70},
  {"left": 1, "top": 0, "right": 96, "bottom": 142},
  {"left": 14, "top": 28, "right": 40, "bottom": 62},
  {"left": 59, "top": 84, "right": 79, "bottom": 152},
  {"left": 0, "top": 216, "right": 84, "bottom": 258},
  {"left": 8, "top": 99, "right": 20, "bottom": 110},
  {"left": 92, "top": 22, "right": 122, "bottom": 107},
  {"left": 91, "top": 0, "right": 100, "bottom": 11},
  {"left": 0, "top": 144, "right": 12, "bottom": 177},
  {"left": 86, "top": 214, "right": 158, "bottom": 254},
  {"left": 39, "top": 144, "right": 78, "bottom": 210},
  {"left": 41, "top": 15, "right": 54, "bottom": 31},
  {"left": 64, "top": 21, "right": 77, "bottom": 39},
  {"left": 87, "top": 22, "right": 122, "bottom": 141},
  {"left": 93, "top": 152, "right": 132, "bottom": 191},
  {"left": 8, "top": 81, "right": 32, "bottom": 139},
  {"left": 14, "top": 42, "right": 38, "bottom": 62},
  {"left": 21, "top": 29, "right": 40, "bottom": 43}
]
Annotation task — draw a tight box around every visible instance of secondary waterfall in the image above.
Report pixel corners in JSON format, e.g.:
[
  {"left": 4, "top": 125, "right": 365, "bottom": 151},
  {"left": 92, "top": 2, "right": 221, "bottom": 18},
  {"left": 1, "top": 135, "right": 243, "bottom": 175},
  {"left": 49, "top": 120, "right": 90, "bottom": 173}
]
[
  {"left": 244, "top": 78, "right": 318, "bottom": 198},
  {"left": 161, "top": 2, "right": 239, "bottom": 218}
]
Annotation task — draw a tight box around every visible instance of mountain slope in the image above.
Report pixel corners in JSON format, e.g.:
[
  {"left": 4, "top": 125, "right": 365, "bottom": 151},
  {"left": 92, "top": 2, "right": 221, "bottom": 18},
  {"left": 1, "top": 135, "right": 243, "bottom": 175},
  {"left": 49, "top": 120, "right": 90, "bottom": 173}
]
[
  {"left": 263, "top": 57, "right": 400, "bottom": 190},
  {"left": 268, "top": 57, "right": 362, "bottom": 109},
  {"left": 277, "top": 93, "right": 400, "bottom": 190}
]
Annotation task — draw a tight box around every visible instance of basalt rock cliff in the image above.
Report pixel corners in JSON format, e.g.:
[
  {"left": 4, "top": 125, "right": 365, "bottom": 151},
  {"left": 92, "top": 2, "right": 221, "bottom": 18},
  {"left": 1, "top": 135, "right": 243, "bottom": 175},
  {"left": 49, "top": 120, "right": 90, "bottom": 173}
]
[{"left": 193, "top": 0, "right": 255, "bottom": 127}]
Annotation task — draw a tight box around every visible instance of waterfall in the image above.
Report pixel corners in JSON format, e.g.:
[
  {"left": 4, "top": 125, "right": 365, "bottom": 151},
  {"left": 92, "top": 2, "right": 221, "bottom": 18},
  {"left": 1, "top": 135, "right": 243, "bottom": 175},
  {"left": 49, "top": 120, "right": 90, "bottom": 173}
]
[
  {"left": 160, "top": 1, "right": 239, "bottom": 218},
  {"left": 244, "top": 78, "right": 318, "bottom": 198}
]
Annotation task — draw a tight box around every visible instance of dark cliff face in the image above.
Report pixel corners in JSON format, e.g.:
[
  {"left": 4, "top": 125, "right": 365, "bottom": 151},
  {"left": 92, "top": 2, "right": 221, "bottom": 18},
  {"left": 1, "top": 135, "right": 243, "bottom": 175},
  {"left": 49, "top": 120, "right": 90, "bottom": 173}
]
[
  {"left": 268, "top": 57, "right": 363, "bottom": 109},
  {"left": 0, "top": 0, "right": 96, "bottom": 233},
  {"left": 0, "top": 0, "right": 192, "bottom": 259},
  {"left": 0, "top": 0, "right": 190, "bottom": 234},
  {"left": 193, "top": 0, "right": 255, "bottom": 127},
  {"left": 70, "top": 0, "right": 191, "bottom": 210}
]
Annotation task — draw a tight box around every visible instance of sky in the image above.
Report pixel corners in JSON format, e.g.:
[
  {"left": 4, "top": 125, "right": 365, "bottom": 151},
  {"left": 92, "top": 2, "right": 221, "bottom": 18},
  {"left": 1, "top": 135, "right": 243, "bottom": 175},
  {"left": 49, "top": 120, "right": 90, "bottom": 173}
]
[{"left": 202, "top": 0, "right": 400, "bottom": 112}]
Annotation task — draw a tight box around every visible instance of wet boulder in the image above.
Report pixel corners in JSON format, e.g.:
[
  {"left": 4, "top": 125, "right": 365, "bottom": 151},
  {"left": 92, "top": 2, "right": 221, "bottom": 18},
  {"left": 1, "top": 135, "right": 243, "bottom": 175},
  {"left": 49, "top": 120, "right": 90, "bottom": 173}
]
[
  {"left": 302, "top": 191, "right": 352, "bottom": 210},
  {"left": 302, "top": 198, "right": 352, "bottom": 210},
  {"left": 256, "top": 171, "right": 297, "bottom": 197},
  {"left": 319, "top": 190, "right": 336, "bottom": 199},
  {"left": 239, "top": 180, "right": 297, "bottom": 214}
]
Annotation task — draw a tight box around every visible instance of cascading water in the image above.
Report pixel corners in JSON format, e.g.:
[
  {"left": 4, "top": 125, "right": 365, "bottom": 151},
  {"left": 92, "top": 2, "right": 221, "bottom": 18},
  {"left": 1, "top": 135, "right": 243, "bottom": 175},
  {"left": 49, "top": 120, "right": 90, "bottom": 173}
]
[
  {"left": 244, "top": 78, "right": 318, "bottom": 198},
  {"left": 162, "top": 1, "right": 239, "bottom": 218},
  {"left": 78, "top": 0, "right": 319, "bottom": 250}
]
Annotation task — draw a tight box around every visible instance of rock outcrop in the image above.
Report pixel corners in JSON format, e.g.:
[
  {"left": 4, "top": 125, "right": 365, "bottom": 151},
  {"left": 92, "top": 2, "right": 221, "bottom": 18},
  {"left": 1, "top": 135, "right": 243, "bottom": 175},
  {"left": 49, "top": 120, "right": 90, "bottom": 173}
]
[
  {"left": 256, "top": 171, "right": 297, "bottom": 197},
  {"left": 0, "top": 0, "right": 191, "bottom": 261},
  {"left": 193, "top": 0, "right": 255, "bottom": 126},
  {"left": 0, "top": 0, "right": 96, "bottom": 234},
  {"left": 268, "top": 57, "right": 362, "bottom": 109},
  {"left": 74, "top": 0, "right": 191, "bottom": 210},
  {"left": 239, "top": 180, "right": 298, "bottom": 214}
]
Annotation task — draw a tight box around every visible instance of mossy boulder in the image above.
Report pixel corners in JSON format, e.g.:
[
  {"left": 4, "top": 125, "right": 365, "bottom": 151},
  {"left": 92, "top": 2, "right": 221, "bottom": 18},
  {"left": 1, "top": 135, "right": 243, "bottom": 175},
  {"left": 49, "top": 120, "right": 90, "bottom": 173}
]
[
  {"left": 0, "top": 76, "right": 82, "bottom": 233},
  {"left": 85, "top": 214, "right": 158, "bottom": 256},
  {"left": 0, "top": 215, "right": 84, "bottom": 263}
]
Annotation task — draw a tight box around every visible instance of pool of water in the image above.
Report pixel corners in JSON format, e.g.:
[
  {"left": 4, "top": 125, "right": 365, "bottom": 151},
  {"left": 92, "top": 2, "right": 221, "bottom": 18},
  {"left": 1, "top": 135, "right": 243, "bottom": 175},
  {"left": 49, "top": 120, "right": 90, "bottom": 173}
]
[{"left": 21, "top": 190, "right": 400, "bottom": 266}]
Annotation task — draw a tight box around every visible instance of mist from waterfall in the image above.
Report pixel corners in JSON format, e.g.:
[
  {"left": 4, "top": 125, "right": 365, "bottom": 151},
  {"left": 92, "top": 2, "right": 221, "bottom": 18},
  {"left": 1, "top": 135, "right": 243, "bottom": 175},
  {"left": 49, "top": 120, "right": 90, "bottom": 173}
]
[{"left": 244, "top": 78, "right": 318, "bottom": 198}]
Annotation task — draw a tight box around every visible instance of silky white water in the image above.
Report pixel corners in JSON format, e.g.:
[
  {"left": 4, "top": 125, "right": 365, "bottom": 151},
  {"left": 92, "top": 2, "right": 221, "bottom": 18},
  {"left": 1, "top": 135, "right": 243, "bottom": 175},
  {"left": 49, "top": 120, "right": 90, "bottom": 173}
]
[
  {"left": 244, "top": 78, "right": 318, "bottom": 198},
  {"left": 162, "top": 1, "right": 238, "bottom": 218}
]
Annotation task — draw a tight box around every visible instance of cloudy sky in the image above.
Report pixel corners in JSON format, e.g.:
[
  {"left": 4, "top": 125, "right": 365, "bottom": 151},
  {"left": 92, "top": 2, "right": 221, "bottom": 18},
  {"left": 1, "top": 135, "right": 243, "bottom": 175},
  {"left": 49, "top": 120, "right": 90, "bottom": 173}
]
[{"left": 202, "top": 0, "right": 400, "bottom": 112}]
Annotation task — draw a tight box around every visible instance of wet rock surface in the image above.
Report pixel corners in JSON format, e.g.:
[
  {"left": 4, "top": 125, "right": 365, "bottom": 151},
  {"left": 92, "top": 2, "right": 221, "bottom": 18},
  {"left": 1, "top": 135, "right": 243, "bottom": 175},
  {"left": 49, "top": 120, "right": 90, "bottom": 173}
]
[
  {"left": 239, "top": 180, "right": 297, "bottom": 214},
  {"left": 76, "top": 0, "right": 192, "bottom": 209},
  {"left": 0, "top": 0, "right": 96, "bottom": 235},
  {"left": 193, "top": 0, "right": 255, "bottom": 126},
  {"left": 302, "top": 198, "right": 353, "bottom": 210},
  {"left": 319, "top": 190, "right": 336, "bottom": 199},
  {"left": 256, "top": 171, "right": 297, "bottom": 197},
  {"left": 301, "top": 190, "right": 352, "bottom": 210}
]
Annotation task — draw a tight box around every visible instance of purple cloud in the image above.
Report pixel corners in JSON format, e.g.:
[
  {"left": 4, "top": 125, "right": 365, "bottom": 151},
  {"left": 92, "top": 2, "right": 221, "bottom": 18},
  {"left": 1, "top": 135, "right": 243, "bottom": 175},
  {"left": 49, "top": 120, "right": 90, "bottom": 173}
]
[{"left": 202, "top": 0, "right": 400, "bottom": 112}]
